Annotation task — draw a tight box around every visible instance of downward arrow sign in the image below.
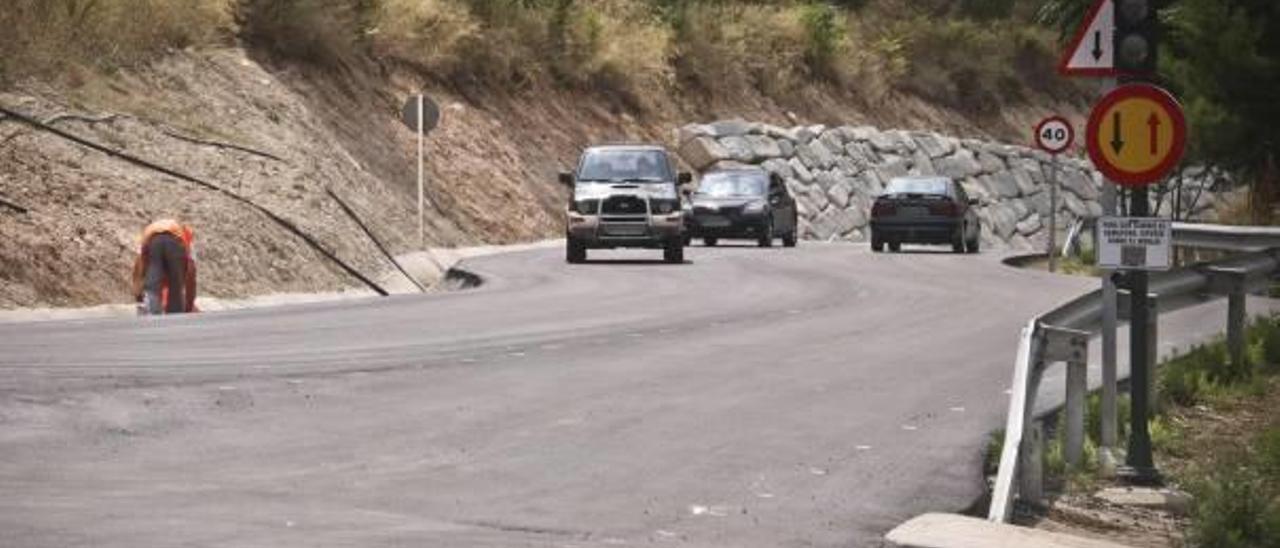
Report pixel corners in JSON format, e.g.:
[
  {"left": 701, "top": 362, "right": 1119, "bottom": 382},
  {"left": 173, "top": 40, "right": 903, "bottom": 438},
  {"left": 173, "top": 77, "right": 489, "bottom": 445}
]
[
  {"left": 1092, "top": 31, "right": 1103, "bottom": 61},
  {"left": 1111, "top": 111, "right": 1125, "bottom": 154},
  {"left": 1147, "top": 113, "right": 1161, "bottom": 155}
]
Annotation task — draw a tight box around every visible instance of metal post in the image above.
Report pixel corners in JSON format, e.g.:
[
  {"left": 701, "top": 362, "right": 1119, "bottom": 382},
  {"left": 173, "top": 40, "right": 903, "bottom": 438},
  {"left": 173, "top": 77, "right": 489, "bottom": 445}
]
[
  {"left": 1098, "top": 78, "right": 1120, "bottom": 469},
  {"left": 1147, "top": 295, "right": 1159, "bottom": 415},
  {"left": 1020, "top": 422, "right": 1045, "bottom": 507},
  {"left": 1228, "top": 289, "right": 1247, "bottom": 371},
  {"left": 1048, "top": 156, "right": 1059, "bottom": 273},
  {"left": 1065, "top": 360, "right": 1087, "bottom": 469},
  {"left": 1121, "top": 186, "right": 1160, "bottom": 485},
  {"left": 417, "top": 93, "right": 425, "bottom": 250}
]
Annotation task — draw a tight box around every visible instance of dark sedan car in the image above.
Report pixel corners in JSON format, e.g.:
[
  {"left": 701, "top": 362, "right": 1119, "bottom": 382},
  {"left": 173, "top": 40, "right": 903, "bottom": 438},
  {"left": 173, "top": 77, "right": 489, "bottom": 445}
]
[
  {"left": 684, "top": 168, "right": 799, "bottom": 248},
  {"left": 869, "top": 176, "right": 981, "bottom": 253}
]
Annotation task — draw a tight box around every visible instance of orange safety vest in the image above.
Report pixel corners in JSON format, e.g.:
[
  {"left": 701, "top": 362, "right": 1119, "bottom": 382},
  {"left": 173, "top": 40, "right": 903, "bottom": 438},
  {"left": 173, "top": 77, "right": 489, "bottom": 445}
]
[{"left": 131, "top": 220, "right": 198, "bottom": 312}]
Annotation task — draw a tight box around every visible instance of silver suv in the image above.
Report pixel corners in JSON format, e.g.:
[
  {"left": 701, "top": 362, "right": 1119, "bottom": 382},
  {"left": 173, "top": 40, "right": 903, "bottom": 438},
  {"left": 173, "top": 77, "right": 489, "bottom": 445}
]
[{"left": 560, "top": 145, "right": 691, "bottom": 264}]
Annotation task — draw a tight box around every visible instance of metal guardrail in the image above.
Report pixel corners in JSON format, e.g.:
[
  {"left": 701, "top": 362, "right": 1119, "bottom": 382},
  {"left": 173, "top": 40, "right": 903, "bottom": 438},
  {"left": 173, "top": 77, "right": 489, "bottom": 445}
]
[
  {"left": 1173, "top": 222, "right": 1280, "bottom": 252},
  {"left": 987, "top": 246, "right": 1280, "bottom": 523}
]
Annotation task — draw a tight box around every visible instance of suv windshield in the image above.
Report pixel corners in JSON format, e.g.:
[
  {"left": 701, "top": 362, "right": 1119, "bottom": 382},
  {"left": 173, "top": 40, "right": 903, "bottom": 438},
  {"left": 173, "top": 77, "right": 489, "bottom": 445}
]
[
  {"left": 577, "top": 150, "right": 671, "bottom": 182},
  {"left": 884, "top": 178, "right": 949, "bottom": 196},
  {"left": 697, "top": 171, "right": 767, "bottom": 197}
]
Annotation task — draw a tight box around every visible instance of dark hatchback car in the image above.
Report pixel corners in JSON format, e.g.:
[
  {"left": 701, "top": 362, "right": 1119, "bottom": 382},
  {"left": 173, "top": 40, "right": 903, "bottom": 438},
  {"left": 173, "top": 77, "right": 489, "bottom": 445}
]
[
  {"left": 684, "top": 168, "right": 799, "bottom": 248},
  {"left": 869, "top": 176, "right": 981, "bottom": 253}
]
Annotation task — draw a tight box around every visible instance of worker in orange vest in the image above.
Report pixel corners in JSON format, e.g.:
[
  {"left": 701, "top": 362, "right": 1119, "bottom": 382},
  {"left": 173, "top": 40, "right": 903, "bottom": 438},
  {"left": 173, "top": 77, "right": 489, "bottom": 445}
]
[{"left": 131, "top": 219, "right": 198, "bottom": 315}]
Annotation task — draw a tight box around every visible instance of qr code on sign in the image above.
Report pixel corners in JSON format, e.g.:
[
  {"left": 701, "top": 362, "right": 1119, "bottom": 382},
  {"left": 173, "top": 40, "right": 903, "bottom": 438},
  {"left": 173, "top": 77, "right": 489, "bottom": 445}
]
[{"left": 1121, "top": 245, "right": 1146, "bottom": 267}]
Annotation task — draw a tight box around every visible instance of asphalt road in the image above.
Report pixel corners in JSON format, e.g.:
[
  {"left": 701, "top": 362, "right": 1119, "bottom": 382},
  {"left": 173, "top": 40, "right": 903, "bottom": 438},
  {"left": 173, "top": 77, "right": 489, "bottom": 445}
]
[{"left": 0, "top": 243, "right": 1252, "bottom": 547}]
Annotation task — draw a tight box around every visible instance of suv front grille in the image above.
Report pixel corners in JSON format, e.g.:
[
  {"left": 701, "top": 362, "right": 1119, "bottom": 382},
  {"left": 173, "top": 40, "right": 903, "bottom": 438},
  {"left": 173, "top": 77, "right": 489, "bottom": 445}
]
[{"left": 602, "top": 195, "right": 648, "bottom": 215}]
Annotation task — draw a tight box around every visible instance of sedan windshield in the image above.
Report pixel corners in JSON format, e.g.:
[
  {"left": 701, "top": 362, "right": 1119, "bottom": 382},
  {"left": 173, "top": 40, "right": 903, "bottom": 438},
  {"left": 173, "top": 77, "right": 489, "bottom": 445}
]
[
  {"left": 884, "top": 178, "right": 949, "bottom": 196},
  {"left": 577, "top": 150, "right": 671, "bottom": 182},
  {"left": 697, "top": 172, "right": 767, "bottom": 197}
]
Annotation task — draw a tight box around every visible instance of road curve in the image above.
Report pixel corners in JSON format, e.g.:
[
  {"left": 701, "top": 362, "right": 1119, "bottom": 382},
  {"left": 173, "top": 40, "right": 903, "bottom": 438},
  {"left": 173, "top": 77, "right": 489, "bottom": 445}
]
[{"left": 1, "top": 244, "right": 1105, "bottom": 547}]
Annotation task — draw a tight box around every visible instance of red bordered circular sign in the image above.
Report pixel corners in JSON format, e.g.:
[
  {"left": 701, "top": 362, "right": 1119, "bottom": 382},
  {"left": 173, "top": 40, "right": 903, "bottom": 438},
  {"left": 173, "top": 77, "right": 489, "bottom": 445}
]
[
  {"left": 1034, "top": 116, "right": 1075, "bottom": 155},
  {"left": 1086, "top": 84, "right": 1187, "bottom": 187}
]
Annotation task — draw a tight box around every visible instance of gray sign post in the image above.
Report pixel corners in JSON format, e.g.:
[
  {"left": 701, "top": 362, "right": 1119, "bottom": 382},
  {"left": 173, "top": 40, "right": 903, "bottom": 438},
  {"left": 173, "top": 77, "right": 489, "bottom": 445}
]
[{"left": 400, "top": 94, "right": 441, "bottom": 249}]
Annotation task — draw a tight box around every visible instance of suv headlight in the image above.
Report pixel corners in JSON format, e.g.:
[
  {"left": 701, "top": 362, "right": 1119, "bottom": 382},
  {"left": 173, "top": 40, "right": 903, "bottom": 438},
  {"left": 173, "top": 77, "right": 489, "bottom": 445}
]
[
  {"left": 744, "top": 200, "right": 767, "bottom": 213},
  {"left": 572, "top": 199, "right": 600, "bottom": 215},
  {"left": 651, "top": 199, "right": 680, "bottom": 215}
]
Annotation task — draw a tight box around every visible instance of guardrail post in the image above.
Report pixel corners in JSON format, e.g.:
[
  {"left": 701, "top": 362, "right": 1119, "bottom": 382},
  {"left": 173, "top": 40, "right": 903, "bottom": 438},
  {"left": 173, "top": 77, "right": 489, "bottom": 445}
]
[
  {"left": 1205, "top": 268, "right": 1248, "bottom": 372},
  {"left": 1043, "top": 325, "right": 1091, "bottom": 470},
  {"left": 1019, "top": 422, "right": 1045, "bottom": 507}
]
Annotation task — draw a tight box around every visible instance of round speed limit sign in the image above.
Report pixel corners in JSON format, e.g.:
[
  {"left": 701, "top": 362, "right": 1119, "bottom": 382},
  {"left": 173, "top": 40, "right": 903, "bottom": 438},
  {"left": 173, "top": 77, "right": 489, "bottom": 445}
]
[{"left": 1034, "top": 116, "right": 1074, "bottom": 155}]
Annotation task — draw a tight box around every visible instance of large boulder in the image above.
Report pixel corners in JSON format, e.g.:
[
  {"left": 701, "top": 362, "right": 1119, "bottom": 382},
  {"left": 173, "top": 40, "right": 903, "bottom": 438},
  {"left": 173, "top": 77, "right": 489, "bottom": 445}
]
[
  {"left": 913, "top": 132, "right": 956, "bottom": 159},
  {"left": 762, "top": 158, "right": 793, "bottom": 179},
  {"left": 797, "top": 140, "right": 838, "bottom": 170},
  {"left": 707, "top": 118, "right": 755, "bottom": 138},
  {"left": 828, "top": 179, "right": 855, "bottom": 209},
  {"left": 935, "top": 149, "right": 984, "bottom": 180},
  {"left": 1016, "top": 215, "right": 1043, "bottom": 236},
  {"left": 987, "top": 171, "right": 1022, "bottom": 199},
  {"left": 977, "top": 150, "right": 1006, "bottom": 174},
  {"left": 1010, "top": 166, "right": 1041, "bottom": 196},
  {"left": 680, "top": 137, "right": 730, "bottom": 170},
  {"left": 789, "top": 158, "right": 815, "bottom": 183},
  {"left": 1059, "top": 167, "right": 1100, "bottom": 201},
  {"left": 911, "top": 149, "right": 938, "bottom": 177}
]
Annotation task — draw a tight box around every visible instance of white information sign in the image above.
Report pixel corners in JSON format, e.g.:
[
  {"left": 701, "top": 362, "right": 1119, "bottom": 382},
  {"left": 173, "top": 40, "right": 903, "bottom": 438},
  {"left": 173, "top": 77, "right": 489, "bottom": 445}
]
[{"left": 1097, "top": 217, "right": 1172, "bottom": 271}]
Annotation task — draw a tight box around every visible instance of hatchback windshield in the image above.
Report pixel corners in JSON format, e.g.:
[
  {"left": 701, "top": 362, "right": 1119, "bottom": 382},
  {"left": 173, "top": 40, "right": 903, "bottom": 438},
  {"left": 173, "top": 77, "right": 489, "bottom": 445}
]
[
  {"left": 697, "top": 171, "right": 767, "bottom": 197},
  {"left": 884, "top": 178, "right": 949, "bottom": 196},
  {"left": 577, "top": 150, "right": 671, "bottom": 182}
]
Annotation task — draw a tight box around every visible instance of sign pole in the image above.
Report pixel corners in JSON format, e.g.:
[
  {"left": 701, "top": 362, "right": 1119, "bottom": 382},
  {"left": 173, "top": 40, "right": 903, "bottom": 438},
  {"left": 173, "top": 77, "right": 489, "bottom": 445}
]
[
  {"left": 1048, "top": 155, "right": 1059, "bottom": 273},
  {"left": 417, "top": 93, "right": 426, "bottom": 250},
  {"left": 1123, "top": 185, "right": 1158, "bottom": 484},
  {"left": 1098, "top": 78, "right": 1119, "bottom": 469}
]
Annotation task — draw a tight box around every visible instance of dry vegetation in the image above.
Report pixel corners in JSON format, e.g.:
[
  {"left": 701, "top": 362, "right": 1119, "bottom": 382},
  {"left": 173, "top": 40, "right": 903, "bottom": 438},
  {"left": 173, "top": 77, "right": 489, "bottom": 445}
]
[{"left": 0, "top": 0, "right": 1080, "bottom": 114}]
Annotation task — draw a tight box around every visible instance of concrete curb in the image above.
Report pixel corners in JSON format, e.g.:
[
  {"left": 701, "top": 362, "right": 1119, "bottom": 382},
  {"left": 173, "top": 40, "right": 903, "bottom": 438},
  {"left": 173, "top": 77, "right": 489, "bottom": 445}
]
[{"left": 884, "top": 513, "right": 1135, "bottom": 548}]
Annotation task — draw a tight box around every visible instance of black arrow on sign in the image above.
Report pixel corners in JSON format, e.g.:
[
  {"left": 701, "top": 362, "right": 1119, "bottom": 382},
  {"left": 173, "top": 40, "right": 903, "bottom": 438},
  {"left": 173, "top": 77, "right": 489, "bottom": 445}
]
[
  {"left": 1092, "top": 31, "right": 1103, "bottom": 61},
  {"left": 1147, "top": 113, "right": 1161, "bottom": 155},
  {"left": 1111, "top": 111, "right": 1125, "bottom": 154}
]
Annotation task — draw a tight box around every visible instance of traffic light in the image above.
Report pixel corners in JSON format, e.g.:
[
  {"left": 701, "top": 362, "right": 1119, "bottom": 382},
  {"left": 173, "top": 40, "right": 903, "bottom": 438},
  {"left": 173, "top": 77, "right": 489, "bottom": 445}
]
[{"left": 1114, "top": 0, "right": 1159, "bottom": 75}]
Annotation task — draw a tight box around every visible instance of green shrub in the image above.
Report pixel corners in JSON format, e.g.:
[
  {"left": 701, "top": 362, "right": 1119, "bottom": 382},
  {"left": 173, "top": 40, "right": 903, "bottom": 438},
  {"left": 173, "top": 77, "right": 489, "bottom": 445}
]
[
  {"left": 1259, "top": 427, "right": 1280, "bottom": 487},
  {"left": 1189, "top": 470, "right": 1280, "bottom": 548},
  {"left": 799, "top": 1, "right": 843, "bottom": 79},
  {"left": 1248, "top": 315, "right": 1280, "bottom": 372},
  {"left": 1162, "top": 355, "right": 1212, "bottom": 407}
]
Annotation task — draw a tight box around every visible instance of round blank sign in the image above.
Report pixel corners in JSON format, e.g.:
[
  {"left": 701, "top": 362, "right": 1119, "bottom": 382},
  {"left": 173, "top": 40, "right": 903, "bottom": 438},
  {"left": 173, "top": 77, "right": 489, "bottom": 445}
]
[{"left": 400, "top": 94, "right": 440, "bottom": 134}]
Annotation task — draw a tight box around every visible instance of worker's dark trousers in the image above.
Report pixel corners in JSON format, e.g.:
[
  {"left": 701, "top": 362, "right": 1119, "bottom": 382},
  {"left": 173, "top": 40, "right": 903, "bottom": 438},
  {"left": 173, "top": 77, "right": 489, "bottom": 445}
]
[{"left": 143, "top": 233, "right": 187, "bottom": 315}]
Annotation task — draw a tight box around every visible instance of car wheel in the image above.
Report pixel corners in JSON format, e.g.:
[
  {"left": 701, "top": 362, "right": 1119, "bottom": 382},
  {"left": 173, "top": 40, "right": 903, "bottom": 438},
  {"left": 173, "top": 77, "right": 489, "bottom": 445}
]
[
  {"left": 704, "top": 237, "right": 718, "bottom": 247},
  {"left": 758, "top": 219, "right": 774, "bottom": 248},
  {"left": 566, "top": 238, "right": 586, "bottom": 263},
  {"left": 682, "top": 234, "right": 692, "bottom": 247},
  {"left": 889, "top": 241, "right": 902, "bottom": 253},
  {"left": 664, "top": 239, "right": 684, "bottom": 264},
  {"left": 782, "top": 231, "right": 797, "bottom": 248},
  {"left": 871, "top": 232, "right": 884, "bottom": 253}
]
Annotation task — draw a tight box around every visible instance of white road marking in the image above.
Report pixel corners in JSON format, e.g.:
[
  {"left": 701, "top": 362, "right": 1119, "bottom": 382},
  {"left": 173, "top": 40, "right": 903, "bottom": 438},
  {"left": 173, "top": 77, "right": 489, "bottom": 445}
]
[
  {"left": 901, "top": 425, "right": 918, "bottom": 431},
  {"left": 855, "top": 445, "right": 872, "bottom": 451},
  {"left": 950, "top": 406, "right": 966, "bottom": 413}
]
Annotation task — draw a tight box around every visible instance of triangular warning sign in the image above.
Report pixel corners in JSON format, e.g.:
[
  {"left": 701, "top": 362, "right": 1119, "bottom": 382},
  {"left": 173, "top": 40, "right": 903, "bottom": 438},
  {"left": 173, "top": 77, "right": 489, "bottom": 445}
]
[{"left": 1059, "top": 0, "right": 1116, "bottom": 77}]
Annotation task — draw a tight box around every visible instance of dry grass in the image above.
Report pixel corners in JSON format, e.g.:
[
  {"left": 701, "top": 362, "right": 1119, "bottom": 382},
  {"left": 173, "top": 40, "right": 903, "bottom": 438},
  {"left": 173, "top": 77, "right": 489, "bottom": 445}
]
[
  {"left": 0, "top": 0, "right": 1077, "bottom": 116},
  {"left": 0, "top": 0, "right": 233, "bottom": 83}
]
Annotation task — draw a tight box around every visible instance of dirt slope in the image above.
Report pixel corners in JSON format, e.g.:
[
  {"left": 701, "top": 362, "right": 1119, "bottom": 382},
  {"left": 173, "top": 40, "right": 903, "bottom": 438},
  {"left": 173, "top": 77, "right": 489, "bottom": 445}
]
[{"left": 0, "top": 46, "right": 1087, "bottom": 309}]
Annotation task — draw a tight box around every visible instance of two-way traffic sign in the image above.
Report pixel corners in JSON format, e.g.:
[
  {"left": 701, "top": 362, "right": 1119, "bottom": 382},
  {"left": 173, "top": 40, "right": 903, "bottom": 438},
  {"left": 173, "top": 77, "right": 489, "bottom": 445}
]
[
  {"left": 1059, "top": 0, "right": 1115, "bottom": 76},
  {"left": 1086, "top": 84, "right": 1187, "bottom": 186}
]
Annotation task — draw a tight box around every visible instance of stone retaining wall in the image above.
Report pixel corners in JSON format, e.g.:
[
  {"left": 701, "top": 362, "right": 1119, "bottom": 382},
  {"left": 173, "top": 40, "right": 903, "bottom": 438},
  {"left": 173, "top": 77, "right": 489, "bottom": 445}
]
[{"left": 676, "top": 120, "right": 1220, "bottom": 249}]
